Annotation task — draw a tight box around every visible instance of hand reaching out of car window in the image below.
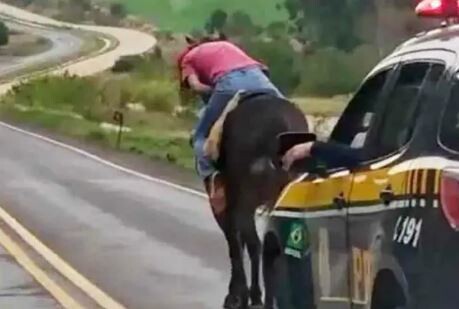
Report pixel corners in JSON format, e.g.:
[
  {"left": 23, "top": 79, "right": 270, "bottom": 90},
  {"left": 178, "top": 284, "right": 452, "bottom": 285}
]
[
  {"left": 282, "top": 142, "right": 315, "bottom": 170},
  {"left": 282, "top": 141, "right": 363, "bottom": 171}
]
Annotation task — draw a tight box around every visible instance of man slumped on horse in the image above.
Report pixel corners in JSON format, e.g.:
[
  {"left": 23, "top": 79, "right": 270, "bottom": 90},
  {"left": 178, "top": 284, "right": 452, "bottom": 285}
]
[{"left": 177, "top": 36, "right": 283, "bottom": 212}]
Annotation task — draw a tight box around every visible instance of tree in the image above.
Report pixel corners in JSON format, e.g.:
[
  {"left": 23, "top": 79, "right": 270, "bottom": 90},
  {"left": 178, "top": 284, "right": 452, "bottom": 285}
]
[
  {"left": 283, "top": 0, "right": 372, "bottom": 51},
  {"left": 70, "top": 0, "right": 91, "bottom": 11},
  {"left": 240, "top": 37, "right": 300, "bottom": 95},
  {"left": 224, "top": 10, "right": 260, "bottom": 37},
  {"left": 205, "top": 9, "right": 227, "bottom": 33},
  {"left": 110, "top": 3, "right": 127, "bottom": 19},
  {"left": 266, "top": 21, "right": 287, "bottom": 40},
  {"left": 59, "top": 0, "right": 91, "bottom": 22},
  {"left": 0, "top": 21, "right": 9, "bottom": 46}
]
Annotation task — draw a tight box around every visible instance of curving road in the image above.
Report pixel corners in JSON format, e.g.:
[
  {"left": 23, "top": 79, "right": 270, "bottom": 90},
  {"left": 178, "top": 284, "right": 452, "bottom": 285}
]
[
  {"left": 0, "top": 21, "right": 83, "bottom": 77},
  {"left": 0, "top": 3, "right": 231, "bottom": 309},
  {"left": 0, "top": 3, "right": 156, "bottom": 94}
]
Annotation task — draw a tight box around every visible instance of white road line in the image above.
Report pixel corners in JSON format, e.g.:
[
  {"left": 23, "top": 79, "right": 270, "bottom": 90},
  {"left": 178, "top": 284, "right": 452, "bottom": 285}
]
[{"left": 0, "top": 121, "right": 207, "bottom": 198}]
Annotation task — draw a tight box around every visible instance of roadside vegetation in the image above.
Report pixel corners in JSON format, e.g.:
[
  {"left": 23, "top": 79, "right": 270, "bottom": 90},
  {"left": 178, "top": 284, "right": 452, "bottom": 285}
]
[
  {"left": 0, "top": 0, "right": 437, "bottom": 170},
  {"left": 0, "top": 21, "right": 9, "bottom": 46},
  {"left": 0, "top": 50, "right": 197, "bottom": 169},
  {"left": 99, "top": 0, "right": 287, "bottom": 32},
  {"left": 2, "top": 0, "right": 154, "bottom": 32}
]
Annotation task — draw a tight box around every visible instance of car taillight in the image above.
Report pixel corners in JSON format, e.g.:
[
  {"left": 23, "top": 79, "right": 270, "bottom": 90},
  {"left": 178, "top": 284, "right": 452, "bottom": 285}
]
[
  {"left": 440, "top": 171, "right": 459, "bottom": 230},
  {"left": 416, "top": 0, "right": 459, "bottom": 18}
]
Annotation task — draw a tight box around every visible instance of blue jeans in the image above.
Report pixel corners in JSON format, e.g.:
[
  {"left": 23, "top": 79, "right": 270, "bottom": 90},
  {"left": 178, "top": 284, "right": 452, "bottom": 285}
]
[{"left": 193, "top": 65, "right": 284, "bottom": 179}]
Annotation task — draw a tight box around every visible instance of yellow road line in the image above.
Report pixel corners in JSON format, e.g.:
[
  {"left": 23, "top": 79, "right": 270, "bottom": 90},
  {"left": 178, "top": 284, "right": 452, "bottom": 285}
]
[
  {"left": 0, "top": 227, "right": 83, "bottom": 309},
  {"left": 0, "top": 206, "right": 125, "bottom": 309}
]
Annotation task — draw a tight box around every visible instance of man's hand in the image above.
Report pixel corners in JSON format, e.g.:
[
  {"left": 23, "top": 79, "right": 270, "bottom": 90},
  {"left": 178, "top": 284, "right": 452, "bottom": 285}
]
[
  {"left": 188, "top": 74, "right": 212, "bottom": 94},
  {"left": 282, "top": 142, "right": 315, "bottom": 171}
]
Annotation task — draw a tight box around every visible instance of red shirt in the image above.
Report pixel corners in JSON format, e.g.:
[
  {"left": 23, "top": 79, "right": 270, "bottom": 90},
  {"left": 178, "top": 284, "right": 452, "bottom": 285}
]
[{"left": 179, "top": 41, "right": 263, "bottom": 86}]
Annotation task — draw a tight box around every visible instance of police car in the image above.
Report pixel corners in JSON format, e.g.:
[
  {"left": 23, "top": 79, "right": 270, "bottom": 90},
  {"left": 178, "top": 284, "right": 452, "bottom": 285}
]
[{"left": 262, "top": 1, "right": 459, "bottom": 308}]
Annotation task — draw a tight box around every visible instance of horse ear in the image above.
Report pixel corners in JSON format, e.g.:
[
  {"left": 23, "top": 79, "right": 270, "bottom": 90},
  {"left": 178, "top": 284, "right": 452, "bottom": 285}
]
[{"left": 185, "top": 35, "right": 196, "bottom": 45}]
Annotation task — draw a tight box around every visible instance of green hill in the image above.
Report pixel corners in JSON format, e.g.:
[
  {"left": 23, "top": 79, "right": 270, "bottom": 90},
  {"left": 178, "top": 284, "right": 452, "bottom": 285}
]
[{"left": 101, "top": 0, "right": 287, "bottom": 31}]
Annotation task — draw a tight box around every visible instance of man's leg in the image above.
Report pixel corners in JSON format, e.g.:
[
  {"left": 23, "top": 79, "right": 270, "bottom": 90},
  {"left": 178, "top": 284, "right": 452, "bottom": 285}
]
[{"left": 193, "top": 91, "right": 234, "bottom": 212}]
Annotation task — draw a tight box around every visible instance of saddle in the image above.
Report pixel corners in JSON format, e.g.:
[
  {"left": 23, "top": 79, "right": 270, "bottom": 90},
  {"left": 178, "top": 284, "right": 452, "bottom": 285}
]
[{"left": 203, "top": 90, "right": 275, "bottom": 161}]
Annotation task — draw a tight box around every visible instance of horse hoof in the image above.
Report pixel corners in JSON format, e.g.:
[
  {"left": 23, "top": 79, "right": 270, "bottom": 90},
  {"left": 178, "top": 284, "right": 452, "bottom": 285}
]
[
  {"left": 249, "top": 287, "right": 262, "bottom": 307},
  {"left": 250, "top": 294, "right": 263, "bottom": 308},
  {"left": 250, "top": 298, "right": 263, "bottom": 309},
  {"left": 223, "top": 294, "right": 247, "bottom": 309}
]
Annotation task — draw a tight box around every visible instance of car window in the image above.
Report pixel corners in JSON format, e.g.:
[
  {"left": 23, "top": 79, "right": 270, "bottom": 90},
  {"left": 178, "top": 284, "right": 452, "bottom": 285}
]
[
  {"left": 367, "top": 62, "right": 445, "bottom": 159},
  {"left": 440, "top": 75, "right": 459, "bottom": 152},
  {"left": 331, "top": 68, "right": 392, "bottom": 147}
]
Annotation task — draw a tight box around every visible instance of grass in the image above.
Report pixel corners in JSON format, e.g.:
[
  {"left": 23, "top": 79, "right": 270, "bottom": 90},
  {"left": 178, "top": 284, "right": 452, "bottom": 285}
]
[
  {"left": 74, "top": 30, "right": 112, "bottom": 58},
  {"left": 0, "top": 45, "right": 349, "bottom": 172},
  {"left": 98, "top": 0, "right": 287, "bottom": 31},
  {"left": 0, "top": 91, "right": 345, "bottom": 172},
  {"left": 0, "top": 104, "right": 196, "bottom": 169},
  {"left": 293, "top": 96, "right": 349, "bottom": 117}
]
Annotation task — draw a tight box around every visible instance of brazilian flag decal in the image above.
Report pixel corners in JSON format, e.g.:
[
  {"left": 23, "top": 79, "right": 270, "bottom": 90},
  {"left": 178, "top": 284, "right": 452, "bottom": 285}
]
[{"left": 284, "top": 221, "right": 309, "bottom": 259}]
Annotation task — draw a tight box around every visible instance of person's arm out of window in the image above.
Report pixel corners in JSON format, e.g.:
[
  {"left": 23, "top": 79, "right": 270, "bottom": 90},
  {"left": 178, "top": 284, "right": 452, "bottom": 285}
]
[
  {"left": 282, "top": 141, "right": 362, "bottom": 170},
  {"left": 311, "top": 141, "right": 362, "bottom": 168}
]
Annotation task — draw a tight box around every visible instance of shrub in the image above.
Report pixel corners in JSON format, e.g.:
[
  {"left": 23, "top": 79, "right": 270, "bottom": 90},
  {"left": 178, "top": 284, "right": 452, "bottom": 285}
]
[
  {"left": 86, "top": 130, "right": 107, "bottom": 142},
  {"left": 240, "top": 37, "right": 300, "bottom": 95},
  {"left": 205, "top": 9, "right": 228, "bottom": 33},
  {"left": 0, "top": 21, "right": 9, "bottom": 46},
  {"left": 6, "top": 76, "right": 98, "bottom": 113},
  {"left": 112, "top": 56, "right": 142, "bottom": 73},
  {"left": 133, "top": 80, "right": 178, "bottom": 113},
  {"left": 110, "top": 3, "right": 127, "bottom": 19},
  {"left": 295, "top": 45, "right": 380, "bottom": 96}
]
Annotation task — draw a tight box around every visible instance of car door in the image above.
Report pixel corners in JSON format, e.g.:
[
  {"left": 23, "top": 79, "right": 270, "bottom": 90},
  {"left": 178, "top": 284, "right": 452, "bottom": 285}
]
[
  {"left": 271, "top": 62, "right": 399, "bottom": 309},
  {"left": 345, "top": 57, "right": 449, "bottom": 309},
  {"left": 271, "top": 166, "right": 357, "bottom": 309}
]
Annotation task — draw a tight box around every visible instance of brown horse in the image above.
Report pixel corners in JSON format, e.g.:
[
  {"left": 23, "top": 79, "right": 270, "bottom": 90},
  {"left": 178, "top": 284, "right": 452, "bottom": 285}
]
[{"left": 214, "top": 93, "right": 309, "bottom": 308}]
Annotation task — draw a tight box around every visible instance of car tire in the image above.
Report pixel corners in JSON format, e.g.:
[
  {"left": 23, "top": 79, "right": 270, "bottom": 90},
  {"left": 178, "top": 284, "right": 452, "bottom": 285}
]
[{"left": 371, "top": 270, "right": 406, "bottom": 309}]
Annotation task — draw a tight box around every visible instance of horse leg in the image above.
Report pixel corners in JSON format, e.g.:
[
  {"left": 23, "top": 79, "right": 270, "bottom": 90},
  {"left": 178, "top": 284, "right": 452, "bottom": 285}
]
[
  {"left": 262, "top": 249, "right": 275, "bottom": 309},
  {"left": 236, "top": 198, "right": 263, "bottom": 308},
  {"left": 213, "top": 206, "right": 248, "bottom": 309},
  {"left": 262, "top": 232, "right": 281, "bottom": 309},
  {"left": 247, "top": 217, "right": 263, "bottom": 307}
]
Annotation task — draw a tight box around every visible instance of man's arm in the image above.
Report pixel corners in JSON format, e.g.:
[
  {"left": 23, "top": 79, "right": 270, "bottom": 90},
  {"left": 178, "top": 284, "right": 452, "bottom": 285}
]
[
  {"left": 282, "top": 141, "right": 362, "bottom": 170},
  {"left": 180, "top": 50, "right": 212, "bottom": 94},
  {"left": 311, "top": 141, "right": 362, "bottom": 168},
  {"left": 187, "top": 74, "right": 212, "bottom": 94}
]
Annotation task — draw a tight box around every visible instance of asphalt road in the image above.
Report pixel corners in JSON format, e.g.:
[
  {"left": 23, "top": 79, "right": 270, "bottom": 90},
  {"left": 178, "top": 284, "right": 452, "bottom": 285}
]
[
  {"left": 0, "top": 4, "right": 230, "bottom": 308},
  {"left": 0, "top": 2, "right": 156, "bottom": 83},
  {"left": 0, "top": 21, "right": 83, "bottom": 77},
  {"left": 0, "top": 123, "right": 229, "bottom": 309},
  {"left": 0, "top": 243, "right": 59, "bottom": 308}
]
